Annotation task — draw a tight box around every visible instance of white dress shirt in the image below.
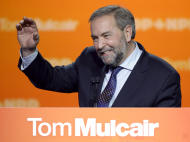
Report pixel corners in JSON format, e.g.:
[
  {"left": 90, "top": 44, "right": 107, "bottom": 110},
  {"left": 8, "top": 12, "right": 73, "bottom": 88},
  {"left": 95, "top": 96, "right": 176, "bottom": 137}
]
[{"left": 101, "top": 43, "right": 142, "bottom": 107}]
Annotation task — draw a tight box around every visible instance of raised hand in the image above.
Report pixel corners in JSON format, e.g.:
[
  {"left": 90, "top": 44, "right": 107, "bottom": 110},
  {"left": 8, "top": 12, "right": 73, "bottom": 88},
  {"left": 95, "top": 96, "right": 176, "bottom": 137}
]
[{"left": 16, "top": 17, "right": 39, "bottom": 56}]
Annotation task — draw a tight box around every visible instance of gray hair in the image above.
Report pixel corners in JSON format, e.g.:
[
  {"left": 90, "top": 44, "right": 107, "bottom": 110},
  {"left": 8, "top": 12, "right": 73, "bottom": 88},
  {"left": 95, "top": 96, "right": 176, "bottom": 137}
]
[{"left": 89, "top": 5, "right": 136, "bottom": 39}]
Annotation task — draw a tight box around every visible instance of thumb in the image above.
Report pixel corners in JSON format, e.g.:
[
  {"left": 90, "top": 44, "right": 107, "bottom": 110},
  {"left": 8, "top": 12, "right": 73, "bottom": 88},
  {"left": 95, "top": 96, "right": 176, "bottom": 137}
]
[{"left": 33, "top": 32, "right": 39, "bottom": 44}]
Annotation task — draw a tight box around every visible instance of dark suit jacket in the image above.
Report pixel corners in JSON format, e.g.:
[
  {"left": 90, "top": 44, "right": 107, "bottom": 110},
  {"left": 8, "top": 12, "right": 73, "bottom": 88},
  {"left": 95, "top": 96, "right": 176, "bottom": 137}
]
[{"left": 18, "top": 43, "right": 181, "bottom": 107}]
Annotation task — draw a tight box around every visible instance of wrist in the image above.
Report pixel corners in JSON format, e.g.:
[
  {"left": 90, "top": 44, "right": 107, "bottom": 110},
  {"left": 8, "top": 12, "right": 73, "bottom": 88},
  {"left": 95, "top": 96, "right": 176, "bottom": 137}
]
[{"left": 21, "top": 47, "right": 36, "bottom": 57}]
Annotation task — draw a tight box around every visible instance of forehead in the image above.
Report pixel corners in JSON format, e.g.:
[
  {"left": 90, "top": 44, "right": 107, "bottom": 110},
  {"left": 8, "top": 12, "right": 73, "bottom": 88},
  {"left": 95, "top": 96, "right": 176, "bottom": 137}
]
[{"left": 90, "top": 15, "right": 119, "bottom": 35}]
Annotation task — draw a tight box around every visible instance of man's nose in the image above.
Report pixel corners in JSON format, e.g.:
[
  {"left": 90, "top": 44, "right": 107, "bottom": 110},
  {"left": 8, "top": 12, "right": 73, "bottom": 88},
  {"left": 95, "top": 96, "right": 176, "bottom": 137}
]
[{"left": 97, "top": 38, "right": 105, "bottom": 49}]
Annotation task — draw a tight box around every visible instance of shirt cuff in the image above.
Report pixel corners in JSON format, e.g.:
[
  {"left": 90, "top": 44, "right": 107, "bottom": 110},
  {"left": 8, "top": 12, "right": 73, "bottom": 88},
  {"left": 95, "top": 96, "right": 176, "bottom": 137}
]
[{"left": 20, "top": 48, "right": 38, "bottom": 70}]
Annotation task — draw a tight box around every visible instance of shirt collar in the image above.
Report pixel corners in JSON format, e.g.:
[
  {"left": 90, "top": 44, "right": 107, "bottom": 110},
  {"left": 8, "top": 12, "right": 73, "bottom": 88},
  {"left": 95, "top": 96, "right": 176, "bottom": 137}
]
[{"left": 120, "top": 42, "right": 142, "bottom": 71}]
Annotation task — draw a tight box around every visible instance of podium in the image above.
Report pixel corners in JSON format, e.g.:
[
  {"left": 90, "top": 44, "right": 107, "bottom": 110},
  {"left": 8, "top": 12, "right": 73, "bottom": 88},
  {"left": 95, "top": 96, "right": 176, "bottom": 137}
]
[{"left": 0, "top": 108, "right": 189, "bottom": 142}]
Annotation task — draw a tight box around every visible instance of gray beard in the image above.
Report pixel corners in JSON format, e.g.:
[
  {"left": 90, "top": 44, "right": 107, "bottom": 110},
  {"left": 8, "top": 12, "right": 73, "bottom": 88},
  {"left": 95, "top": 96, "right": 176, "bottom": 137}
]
[
  {"left": 109, "top": 52, "right": 124, "bottom": 68},
  {"left": 100, "top": 51, "right": 124, "bottom": 68}
]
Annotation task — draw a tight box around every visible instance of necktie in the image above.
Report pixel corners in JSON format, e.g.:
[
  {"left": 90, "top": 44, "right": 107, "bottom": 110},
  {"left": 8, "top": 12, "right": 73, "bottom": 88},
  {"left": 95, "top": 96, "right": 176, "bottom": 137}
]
[{"left": 97, "top": 66, "right": 123, "bottom": 107}]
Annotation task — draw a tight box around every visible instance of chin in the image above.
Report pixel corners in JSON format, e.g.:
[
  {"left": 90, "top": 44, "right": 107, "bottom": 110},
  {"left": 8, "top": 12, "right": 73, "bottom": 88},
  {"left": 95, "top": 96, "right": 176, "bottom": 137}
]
[{"left": 103, "top": 60, "right": 117, "bottom": 67}]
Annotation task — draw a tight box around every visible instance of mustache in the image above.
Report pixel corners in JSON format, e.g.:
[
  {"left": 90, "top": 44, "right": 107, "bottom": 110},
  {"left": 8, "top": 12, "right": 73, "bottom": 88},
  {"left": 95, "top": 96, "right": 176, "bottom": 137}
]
[{"left": 97, "top": 47, "right": 113, "bottom": 54}]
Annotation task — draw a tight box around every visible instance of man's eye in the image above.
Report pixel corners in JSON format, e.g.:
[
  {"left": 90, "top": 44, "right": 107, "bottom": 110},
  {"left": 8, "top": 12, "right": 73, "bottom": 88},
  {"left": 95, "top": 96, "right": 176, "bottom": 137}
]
[
  {"left": 104, "top": 34, "right": 110, "bottom": 38},
  {"left": 92, "top": 37, "right": 98, "bottom": 41}
]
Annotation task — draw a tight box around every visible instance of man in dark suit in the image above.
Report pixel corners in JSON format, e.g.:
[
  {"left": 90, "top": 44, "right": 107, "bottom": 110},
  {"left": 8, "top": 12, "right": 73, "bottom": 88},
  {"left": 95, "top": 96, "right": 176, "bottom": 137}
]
[{"left": 16, "top": 5, "right": 181, "bottom": 107}]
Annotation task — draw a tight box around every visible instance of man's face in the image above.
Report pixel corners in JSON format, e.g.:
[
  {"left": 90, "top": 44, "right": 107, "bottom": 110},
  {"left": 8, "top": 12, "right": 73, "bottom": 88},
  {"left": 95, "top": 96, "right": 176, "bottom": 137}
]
[{"left": 90, "top": 15, "right": 129, "bottom": 67}]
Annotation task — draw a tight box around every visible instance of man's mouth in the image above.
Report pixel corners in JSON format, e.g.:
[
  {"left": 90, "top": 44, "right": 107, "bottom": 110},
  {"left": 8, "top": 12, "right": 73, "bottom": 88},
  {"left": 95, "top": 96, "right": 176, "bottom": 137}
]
[{"left": 99, "top": 49, "right": 113, "bottom": 56}]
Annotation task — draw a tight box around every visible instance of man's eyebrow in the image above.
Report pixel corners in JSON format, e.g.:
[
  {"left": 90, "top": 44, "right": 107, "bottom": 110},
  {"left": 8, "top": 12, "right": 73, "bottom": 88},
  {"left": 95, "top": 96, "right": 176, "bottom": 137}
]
[
  {"left": 101, "top": 31, "right": 111, "bottom": 36},
  {"left": 91, "top": 31, "right": 111, "bottom": 38}
]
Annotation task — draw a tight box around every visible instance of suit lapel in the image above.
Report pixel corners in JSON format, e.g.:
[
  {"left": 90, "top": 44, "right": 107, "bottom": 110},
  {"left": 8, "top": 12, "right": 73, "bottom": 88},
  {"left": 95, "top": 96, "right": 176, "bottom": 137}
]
[
  {"left": 97, "top": 65, "right": 108, "bottom": 95},
  {"left": 88, "top": 64, "right": 107, "bottom": 106},
  {"left": 112, "top": 43, "right": 150, "bottom": 107}
]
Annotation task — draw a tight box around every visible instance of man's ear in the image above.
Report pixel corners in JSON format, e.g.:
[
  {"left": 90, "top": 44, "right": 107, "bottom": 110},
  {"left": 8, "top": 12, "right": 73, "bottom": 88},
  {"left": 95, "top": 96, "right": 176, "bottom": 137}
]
[{"left": 123, "top": 25, "right": 132, "bottom": 42}]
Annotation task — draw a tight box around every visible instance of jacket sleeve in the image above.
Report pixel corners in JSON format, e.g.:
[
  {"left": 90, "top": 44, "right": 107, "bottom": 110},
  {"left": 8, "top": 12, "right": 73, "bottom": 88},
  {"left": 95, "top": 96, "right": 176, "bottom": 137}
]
[
  {"left": 18, "top": 52, "right": 79, "bottom": 93},
  {"left": 153, "top": 70, "right": 182, "bottom": 107}
]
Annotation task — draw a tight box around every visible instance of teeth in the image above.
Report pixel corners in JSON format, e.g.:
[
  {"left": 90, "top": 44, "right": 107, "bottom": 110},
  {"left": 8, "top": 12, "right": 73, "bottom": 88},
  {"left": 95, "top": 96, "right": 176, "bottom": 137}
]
[
  {"left": 99, "top": 50, "right": 112, "bottom": 55},
  {"left": 102, "top": 51, "right": 109, "bottom": 55}
]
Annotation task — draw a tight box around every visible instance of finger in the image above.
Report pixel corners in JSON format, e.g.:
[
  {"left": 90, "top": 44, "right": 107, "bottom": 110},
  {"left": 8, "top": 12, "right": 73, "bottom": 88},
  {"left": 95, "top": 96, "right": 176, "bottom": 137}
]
[
  {"left": 33, "top": 32, "right": 39, "bottom": 41},
  {"left": 19, "top": 19, "right": 25, "bottom": 27},
  {"left": 16, "top": 24, "right": 22, "bottom": 31},
  {"left": 33, "top": 32, "right": 40, "bottom": 44},
  {"left": 19, "top": 20, "right": 26, "bottom": 28},
  {"left": 23, "top": 16, "right": 36, "bottom": 26}
]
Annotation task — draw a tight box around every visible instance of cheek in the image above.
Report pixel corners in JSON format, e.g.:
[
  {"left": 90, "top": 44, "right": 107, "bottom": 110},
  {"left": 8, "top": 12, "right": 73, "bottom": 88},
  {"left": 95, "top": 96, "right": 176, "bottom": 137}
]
[
  {"left": 94, "top": 45, "right": 100, "bottom": 54},
  {"left": 93, "top": 42, "right": 98, "bottom": 49},
  {"left": 107, "top": 38, "right": 114, "bottom": 44},
  {"left": 107, "top": 36, "right": 122, "bottom": 46}
]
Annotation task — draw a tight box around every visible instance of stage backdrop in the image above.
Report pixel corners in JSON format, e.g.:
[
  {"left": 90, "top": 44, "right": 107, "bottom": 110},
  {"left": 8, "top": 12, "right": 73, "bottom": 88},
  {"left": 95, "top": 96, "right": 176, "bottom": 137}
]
[{"left": 0, "top": 0, "right": 190, "bottom": 107}]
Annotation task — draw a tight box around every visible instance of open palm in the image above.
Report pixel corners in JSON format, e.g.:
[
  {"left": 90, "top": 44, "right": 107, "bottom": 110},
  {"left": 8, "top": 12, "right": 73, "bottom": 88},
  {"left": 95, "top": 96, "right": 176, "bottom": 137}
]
[{"left": 16, "top": 17, "right": 39, "bottom": 48}]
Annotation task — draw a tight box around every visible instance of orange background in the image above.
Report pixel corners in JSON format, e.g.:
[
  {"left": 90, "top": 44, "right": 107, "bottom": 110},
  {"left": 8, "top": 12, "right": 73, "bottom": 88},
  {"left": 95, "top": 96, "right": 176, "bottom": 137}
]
[
  {"left": 0, "top": 0, "right": 190, "bottom": 107},
  {"left": 0, "top": 108, "right": 190, "bottom": 142}
]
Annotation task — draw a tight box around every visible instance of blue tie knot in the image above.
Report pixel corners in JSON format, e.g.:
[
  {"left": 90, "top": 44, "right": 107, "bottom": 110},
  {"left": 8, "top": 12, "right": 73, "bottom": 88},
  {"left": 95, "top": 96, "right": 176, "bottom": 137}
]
[{"left": 111, "top": 66, "right": 123, "bottom": 78}]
